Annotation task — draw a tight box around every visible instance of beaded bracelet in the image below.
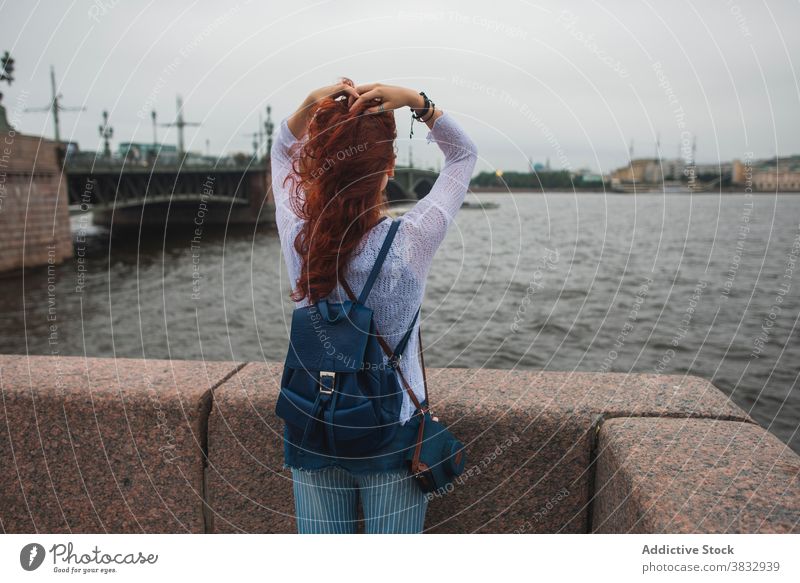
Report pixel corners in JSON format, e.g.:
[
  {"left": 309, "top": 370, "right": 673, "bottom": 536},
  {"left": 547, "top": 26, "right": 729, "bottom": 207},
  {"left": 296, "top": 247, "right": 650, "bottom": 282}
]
[
  {"left": 421, "top": 103, "right": 436, "bottom": 123},
  {"left": 410, "top": 92, "right": 435, "bottom": 139},
  {"left": 411, "top": 91, "right": 431, "bottom": 120}
]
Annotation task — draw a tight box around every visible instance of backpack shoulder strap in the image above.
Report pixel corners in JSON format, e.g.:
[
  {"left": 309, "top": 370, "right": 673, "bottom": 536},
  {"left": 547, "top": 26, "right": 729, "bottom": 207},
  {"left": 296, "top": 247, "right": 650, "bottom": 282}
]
[
  {"left": 391, "top": 306, "right": 420, "bottom": 359},
  {"left": 340, "top": 278, "right": 429, "bottom": 416},
  {"left": 358, "top": 218, "right": 401, "bottom": 305}
]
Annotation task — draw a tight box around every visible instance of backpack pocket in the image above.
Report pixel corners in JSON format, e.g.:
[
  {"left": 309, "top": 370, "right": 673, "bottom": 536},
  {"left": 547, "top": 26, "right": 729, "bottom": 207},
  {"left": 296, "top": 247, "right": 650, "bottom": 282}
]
[
  {"left": 327, "top": 397, "right": 380, "bottom": 442},
  {"left": 276, "top": 370, "right": 390, "bottom": 455},
  {"left": 275, "top": 385, "right": 318, "bottom": 431}
]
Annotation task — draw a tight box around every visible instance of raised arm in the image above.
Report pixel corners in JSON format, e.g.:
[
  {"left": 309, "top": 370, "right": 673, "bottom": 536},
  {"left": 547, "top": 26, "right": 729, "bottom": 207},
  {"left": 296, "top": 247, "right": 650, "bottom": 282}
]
[
  {"left": 399, "top": 110, "right": 478, "bottom": 277},
  {"left": 270, "top": 116, "right": 304, "bottom": 238},
  {"left": 271, "top": 81, "right": 360, "bottom": 238},
  {"left": 349, "top": 84, "right": 479, "bottom": 277}
]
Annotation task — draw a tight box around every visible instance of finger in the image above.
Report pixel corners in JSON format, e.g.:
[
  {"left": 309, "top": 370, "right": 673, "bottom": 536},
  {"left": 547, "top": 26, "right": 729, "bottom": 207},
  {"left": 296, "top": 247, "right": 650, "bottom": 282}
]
[
  {"left": 364, "top": 100, "right": 396, "bottom": 114},
  {"left": 331, "top": 83, "right": 360, "bottom": 102},
  {"left": 349, "top": 88, "right": 379, "bottom": 111},
  {"left": 354, "top": 82, "right": 379, "bottom": 94},
  {"left": 342, "top": 86, "right": 360, "bottom": 104},
  {"left": 349, "top": 88, "right": 381, "bottom": 111}
]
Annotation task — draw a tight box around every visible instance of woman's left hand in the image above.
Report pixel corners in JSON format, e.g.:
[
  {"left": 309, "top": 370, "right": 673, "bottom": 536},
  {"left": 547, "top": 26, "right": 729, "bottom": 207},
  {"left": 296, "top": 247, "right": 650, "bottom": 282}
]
[
  {"left": 306, "top": 80, "right": 360, "bottom": 108},
  {"left": 348, "top": 83, "right": 422, "bottom": 114}
]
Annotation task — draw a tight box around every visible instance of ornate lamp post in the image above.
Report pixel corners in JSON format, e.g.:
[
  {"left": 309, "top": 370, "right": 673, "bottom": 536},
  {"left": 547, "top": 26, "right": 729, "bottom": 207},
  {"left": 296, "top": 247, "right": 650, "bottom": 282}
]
[
  {"left": 0, "top": 51, "right": 12, "bottom": 130},
  {"left": 264, "top": 105, "right": 274, "bottom": 161},
  {"left": 151, "top": 110, "right": 158, "bottom": 152},
  {"left": 0, "top": 51, "right": 14, "bottom": 84},
  {"left": 99, "top": 110, "right": 113, "bottom": 158}
]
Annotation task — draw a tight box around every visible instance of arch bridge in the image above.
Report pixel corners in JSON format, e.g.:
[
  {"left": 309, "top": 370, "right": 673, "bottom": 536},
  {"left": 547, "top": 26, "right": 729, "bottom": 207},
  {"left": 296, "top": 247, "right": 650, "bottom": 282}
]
[
  {"left": 387, "top": 166, "right": 438, "bottom": 203},
  {"left": 65, "top": 160, "right": 438, "bottom": 227}
]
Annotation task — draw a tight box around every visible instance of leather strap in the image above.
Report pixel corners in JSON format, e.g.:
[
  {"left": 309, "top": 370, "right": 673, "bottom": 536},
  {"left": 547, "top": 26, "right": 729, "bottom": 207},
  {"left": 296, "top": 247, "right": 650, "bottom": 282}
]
[
  {"left": 340, "top": 278, "right": 429, "bottom": 414},
  {"left": 340, "top": 277, "right": 430, "bottom": 476},
  {"left": 357, "top": 218, "right": 401, "bottom": 305},
  {"left": 338, "top": 217, "right": 431, "bottom": 476}
]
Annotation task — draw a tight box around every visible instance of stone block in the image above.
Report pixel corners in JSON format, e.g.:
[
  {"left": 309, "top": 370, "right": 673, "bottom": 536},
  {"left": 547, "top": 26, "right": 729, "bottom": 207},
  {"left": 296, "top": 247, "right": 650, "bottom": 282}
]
[
  {"left": 205, "top": 362, "right": 294, "bottom": 533},
  {"left": 207, "top": 365, "right": 751, "bottom": 533},
  {"left": 592, "top": 417, "right": 800, "bottom": 533},
  {"left": 0, "top": 354, "right": 239, "bottom": 533}
]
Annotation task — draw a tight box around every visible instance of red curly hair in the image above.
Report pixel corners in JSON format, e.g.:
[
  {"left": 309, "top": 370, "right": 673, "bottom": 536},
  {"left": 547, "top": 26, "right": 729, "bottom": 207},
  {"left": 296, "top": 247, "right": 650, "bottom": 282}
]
[{"left": 284, "top": 95, "right": 397, "bottom": 304}]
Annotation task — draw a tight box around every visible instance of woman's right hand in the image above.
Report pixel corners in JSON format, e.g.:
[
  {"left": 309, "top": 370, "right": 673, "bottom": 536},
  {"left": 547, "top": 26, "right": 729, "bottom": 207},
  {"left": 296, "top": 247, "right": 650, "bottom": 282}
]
[
  {"left": 288, "top": 79, "right": 360, "bottom": 138},
  {"left": 348, "top": 83, "right": 423, "bottom": 114}
]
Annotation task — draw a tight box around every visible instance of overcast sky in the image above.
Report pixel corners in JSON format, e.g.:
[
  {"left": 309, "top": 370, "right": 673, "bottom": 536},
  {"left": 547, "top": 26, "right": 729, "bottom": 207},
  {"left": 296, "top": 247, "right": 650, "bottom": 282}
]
[{"left": 2, "top": 0, "right": 798, "bottom": 174}]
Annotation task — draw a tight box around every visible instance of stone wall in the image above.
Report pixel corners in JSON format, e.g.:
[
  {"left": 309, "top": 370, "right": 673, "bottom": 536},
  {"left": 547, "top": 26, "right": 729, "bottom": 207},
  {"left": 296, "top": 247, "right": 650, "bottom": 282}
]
[
  {"left": 0, "top": 130, "right": 73, "bottom": 273},
  {"left": 591, "top": 418, "right": 800, "bottom": 533},
  {"left": 1, "top": 354, "right": 798, "bottom": 533}
]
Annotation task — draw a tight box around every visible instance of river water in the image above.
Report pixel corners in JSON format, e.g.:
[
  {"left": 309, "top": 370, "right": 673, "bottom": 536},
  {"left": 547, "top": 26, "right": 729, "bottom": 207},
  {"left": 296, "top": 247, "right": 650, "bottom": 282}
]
[{"left": 1, "top": 192, "right": 798, "bottom": 452}]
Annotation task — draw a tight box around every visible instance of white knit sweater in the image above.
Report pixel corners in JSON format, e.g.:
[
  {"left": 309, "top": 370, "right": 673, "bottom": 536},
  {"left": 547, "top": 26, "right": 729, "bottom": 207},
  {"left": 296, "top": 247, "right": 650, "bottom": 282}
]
[{"left": 271, "top": 109, "right": 478, "bottom": 424}]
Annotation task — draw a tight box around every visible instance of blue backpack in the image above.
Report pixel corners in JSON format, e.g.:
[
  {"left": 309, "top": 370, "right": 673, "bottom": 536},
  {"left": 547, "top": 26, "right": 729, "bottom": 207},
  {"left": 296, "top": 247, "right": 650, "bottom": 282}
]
[{"left": 275, "top": 218, "right": 420, "bottom": 457}]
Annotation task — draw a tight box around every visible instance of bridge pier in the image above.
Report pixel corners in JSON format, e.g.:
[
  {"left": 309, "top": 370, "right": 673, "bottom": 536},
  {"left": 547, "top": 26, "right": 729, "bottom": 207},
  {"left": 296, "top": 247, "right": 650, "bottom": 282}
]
[{"left": 0, "top": 122, "right": 73, "bottom": 274}]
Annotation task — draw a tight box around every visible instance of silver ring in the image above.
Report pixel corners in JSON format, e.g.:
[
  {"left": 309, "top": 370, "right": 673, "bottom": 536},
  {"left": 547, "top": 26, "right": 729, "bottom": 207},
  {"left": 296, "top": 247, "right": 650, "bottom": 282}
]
[{"left": 378, "top": 103, "right": 385, "bottom": 112}]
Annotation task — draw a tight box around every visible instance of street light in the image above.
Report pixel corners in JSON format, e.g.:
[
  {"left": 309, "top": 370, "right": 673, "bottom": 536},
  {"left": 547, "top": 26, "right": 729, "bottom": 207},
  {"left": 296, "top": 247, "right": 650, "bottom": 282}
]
[
  {"left": 264, "top": 105, "right": 274, "bottom": 160},
  {"left": 99, "top": 110, "right": 113, "bottom": 158},
  {"left": 0, "top": 51, "right": 14, "bottom": 85}
]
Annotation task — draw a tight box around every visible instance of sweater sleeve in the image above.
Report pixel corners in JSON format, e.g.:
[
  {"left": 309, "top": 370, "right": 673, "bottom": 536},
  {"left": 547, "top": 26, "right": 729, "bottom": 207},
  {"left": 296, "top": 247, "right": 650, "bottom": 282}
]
[
  {"left": 270, "top": 117, "right": 305, "bottom": 239},
  {"left": 399, "top": 110, "right": 479, "bottom": 278}
]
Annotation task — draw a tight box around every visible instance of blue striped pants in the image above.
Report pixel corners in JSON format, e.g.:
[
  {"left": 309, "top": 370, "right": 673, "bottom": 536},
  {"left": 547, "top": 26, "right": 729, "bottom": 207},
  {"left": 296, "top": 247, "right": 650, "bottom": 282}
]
[{"left": 290, "top": 465, "right": 429, "bottom": 533}]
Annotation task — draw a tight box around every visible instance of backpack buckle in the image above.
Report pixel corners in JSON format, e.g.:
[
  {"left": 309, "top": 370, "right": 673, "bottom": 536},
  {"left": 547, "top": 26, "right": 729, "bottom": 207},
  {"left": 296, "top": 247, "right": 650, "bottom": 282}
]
[{"left": 319, "top": 371, "right": 336, "bottom": 394}]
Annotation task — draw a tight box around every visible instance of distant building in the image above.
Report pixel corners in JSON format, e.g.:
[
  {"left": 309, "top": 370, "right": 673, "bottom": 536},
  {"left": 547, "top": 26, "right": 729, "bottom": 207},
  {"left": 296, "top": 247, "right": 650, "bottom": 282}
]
[
  {"left": 732, "top": 159, "right": 749, "bottom": 185},
  {"left": 572, "top": 167, "right": 604, "bottom": 185},
  {"left": 751, "top": 169, "right": 800, "bottom": 191},
  {"left": 734, "top": 155, "right": 800, "bottom": 191},
  {"left": 694, "top": 162, "right": 732, "bottom": 177},
  {"left": 611, "top": 158, "right": 664, "bottom": 184},
  {"left": 608, "top": 153, "right": 800, "bottom": 193},
  {"left": 612, "top": 158, "right": 732, "bottom": 186},
  {"left": 660, "top": 158, "right": 685, "bottom": 180}
]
